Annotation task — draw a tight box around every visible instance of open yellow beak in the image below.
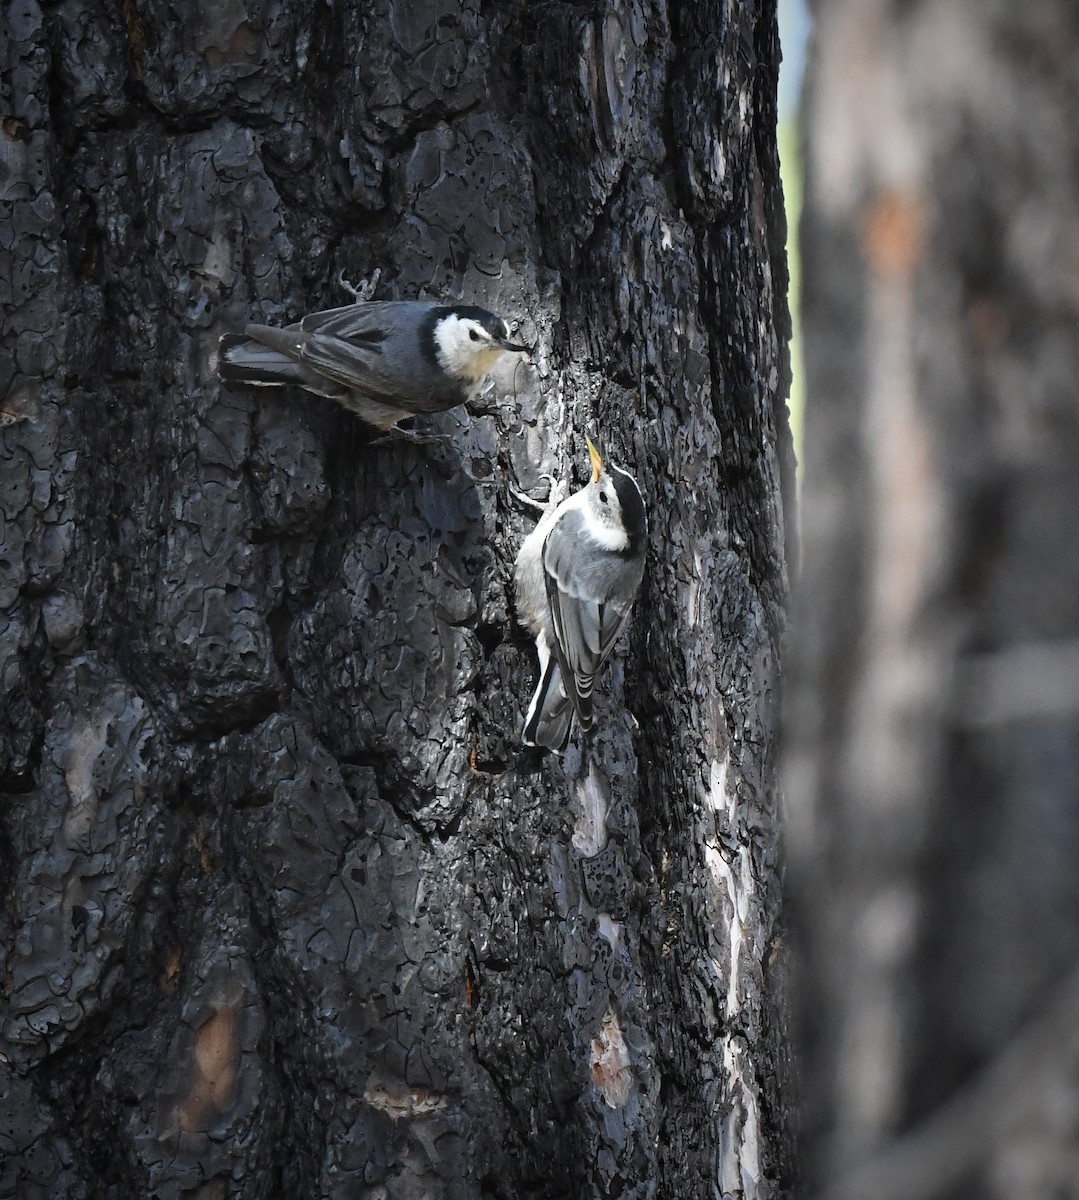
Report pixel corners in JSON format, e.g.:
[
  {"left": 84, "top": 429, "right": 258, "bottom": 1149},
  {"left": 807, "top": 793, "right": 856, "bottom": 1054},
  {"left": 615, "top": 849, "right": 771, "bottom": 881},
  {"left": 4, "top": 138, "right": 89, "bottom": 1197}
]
[{"left": 585, "top": 435, "right": 603, "bottom": 483}]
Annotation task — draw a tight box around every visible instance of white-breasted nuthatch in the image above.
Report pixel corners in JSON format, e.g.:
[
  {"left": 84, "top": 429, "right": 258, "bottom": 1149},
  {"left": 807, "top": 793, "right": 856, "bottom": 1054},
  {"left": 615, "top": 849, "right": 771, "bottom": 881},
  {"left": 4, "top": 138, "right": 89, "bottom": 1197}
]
[
  {"left": 514, "top": 436, "right": 647, "bottom": 752},
  {"left": 217, "top": 299, "right": 531, "bottom": 432}
]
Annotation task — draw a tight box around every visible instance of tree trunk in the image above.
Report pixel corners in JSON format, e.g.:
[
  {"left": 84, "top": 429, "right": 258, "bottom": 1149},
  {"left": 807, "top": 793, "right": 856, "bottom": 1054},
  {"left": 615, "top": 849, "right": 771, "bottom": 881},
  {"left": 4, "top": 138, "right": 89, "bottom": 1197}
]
[
  {"left": 791, "top": 1, "right": 1079, "bottom": 1197},
  {"left": 1, "top": 1, "right": 795, "bottom": 1196}
]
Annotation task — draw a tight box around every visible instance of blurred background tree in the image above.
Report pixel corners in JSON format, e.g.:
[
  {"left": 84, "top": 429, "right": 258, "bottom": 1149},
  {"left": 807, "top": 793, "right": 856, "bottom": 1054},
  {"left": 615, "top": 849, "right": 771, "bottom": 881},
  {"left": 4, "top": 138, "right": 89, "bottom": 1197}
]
[{"left": 789, "top": 2, "right": 1079, "bottom": 1197}]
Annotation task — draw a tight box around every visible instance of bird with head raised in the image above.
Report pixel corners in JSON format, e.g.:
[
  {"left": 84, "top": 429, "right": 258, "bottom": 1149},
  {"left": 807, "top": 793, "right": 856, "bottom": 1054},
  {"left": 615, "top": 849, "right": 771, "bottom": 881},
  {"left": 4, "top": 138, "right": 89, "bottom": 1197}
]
[{"left": 514, "top": 435, "right": 647, "bottom": 753}]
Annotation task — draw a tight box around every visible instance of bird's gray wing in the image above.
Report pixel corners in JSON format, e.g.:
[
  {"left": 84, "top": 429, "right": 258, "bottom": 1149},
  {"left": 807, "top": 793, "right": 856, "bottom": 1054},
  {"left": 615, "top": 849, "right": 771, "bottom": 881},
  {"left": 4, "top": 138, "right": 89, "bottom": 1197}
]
[
  {"left": 299, "top": 301, "right": 439, "bottom": 338},
  {"left": 295, "top": 302, "right": 444, "bottom": 401},
  {"left": 542, "top": 510, "right": 635, "bottom": 728}
]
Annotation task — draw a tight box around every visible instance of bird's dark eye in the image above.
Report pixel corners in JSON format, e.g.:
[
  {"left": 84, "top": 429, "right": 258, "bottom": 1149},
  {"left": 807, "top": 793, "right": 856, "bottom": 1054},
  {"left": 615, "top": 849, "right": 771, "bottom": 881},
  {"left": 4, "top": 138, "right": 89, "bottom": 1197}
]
[
  {"left": 469, "top": 328, "right": 480, "bottom": 342},
  {"left": 599, "top": 491, "right": 608, "bottom": 504}
]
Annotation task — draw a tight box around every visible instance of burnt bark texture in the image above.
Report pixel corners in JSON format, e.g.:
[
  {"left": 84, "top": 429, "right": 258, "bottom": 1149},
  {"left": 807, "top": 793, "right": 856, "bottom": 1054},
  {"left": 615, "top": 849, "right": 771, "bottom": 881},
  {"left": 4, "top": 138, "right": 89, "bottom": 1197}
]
[
  {"left": 791, "top": 2, "right": 1079, "bottom": 1198},
  {"left": 0, "top": 0, "right": 794, "bottom": 1197}
]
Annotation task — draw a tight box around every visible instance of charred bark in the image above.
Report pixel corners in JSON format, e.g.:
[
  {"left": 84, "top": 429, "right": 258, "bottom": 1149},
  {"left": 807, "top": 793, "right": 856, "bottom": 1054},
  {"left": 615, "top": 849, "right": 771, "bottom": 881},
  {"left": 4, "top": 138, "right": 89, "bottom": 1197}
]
[
  {"left": 792, "top": 2, "right": 1079, "bottom": 1197},
  {"left": 1, "top": 0, "right": 794, "bottom": 1196}
]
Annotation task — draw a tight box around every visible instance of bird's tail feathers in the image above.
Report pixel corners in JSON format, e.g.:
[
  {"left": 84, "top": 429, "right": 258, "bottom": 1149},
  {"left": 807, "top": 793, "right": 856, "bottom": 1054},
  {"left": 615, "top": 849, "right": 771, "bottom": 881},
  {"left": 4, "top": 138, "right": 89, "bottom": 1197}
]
[
  {"left": 216, "top": 332, "right": 348, "bottom": 400},
  {"left": 523, "top": 656, "right": 573, "bottom": 753},
  {"left": 573, "top": 674, "right": 596, "bottom": 731}
]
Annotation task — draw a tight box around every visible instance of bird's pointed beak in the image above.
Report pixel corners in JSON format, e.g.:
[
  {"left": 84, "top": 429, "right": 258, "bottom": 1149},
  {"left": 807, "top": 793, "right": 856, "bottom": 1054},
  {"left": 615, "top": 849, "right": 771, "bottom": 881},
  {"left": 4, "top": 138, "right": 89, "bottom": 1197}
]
[
  {"left": 586, "top": 435, "right": 603, "bottom": 483},
  {"left": 499, "top": 335, "right": 532, "bottom": 356}
]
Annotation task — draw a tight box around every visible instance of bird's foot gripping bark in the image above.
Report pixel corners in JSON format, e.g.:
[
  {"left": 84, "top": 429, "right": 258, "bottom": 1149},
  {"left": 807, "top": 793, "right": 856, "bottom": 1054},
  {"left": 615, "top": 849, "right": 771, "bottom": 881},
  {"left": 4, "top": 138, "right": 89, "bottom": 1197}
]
[
  {"left": 336, "top": 267, "right": 382, "bottom": 303},
  {"left": 368, "top": 422, "right": 448, "bottom": 448},
  {"left": 506, "top": 472, "right": 560, "bottom": 513}
]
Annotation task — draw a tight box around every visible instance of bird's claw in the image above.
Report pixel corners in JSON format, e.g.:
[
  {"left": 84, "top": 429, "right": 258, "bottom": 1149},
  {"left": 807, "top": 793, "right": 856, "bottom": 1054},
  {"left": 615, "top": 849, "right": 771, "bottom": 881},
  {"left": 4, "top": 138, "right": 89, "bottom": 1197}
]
[
  {"left": 370, "top": 424, "right": 448, "bottom": 448},
  {"left": 507, "top": 472, "right": 559, "bottom": 513},
  {"left": 337, "top": 267, "right": 382, "bottom": 304}
]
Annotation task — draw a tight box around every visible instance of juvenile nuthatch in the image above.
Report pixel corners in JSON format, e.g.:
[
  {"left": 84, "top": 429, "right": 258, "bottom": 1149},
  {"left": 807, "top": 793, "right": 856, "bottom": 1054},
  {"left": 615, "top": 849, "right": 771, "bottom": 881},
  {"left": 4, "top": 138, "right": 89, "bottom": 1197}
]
[
  {"left": 514, "top": 437, "right": 647, "bottom": 752},
  {"left": 218, "top": 298, "right": 530, "bottom": 432}
]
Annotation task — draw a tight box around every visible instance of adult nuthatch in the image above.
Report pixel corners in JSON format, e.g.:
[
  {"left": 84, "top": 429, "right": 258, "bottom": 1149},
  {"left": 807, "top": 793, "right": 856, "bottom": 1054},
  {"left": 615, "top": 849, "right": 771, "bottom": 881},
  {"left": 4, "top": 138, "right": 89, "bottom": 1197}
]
[
  {"left": 218, "top": 298, "right": 530, "bottom": 432},
  {"left": 514, "top": 437, "right": 647, "bottom": 752}
]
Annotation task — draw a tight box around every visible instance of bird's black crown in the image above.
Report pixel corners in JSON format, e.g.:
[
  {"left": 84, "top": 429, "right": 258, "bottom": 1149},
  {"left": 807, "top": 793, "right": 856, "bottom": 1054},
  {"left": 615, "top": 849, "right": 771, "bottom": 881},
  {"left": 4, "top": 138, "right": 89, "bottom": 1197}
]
[
  {"left": 610, "top": 466, "right": 646, "bottom": 541},
  {"left": 444, "top": 305, "right": 508, "bottom": 339}
]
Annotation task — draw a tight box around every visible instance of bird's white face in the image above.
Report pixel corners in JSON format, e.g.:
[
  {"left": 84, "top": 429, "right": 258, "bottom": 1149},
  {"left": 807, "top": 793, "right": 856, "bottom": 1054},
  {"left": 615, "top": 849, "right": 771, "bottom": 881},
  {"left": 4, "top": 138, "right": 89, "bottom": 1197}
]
[
  {"left": 582, "top": 471, "right": 633, "bottom": 551},
  {"left": 434, "top": 314, "right": 515, "bottom": 381}
]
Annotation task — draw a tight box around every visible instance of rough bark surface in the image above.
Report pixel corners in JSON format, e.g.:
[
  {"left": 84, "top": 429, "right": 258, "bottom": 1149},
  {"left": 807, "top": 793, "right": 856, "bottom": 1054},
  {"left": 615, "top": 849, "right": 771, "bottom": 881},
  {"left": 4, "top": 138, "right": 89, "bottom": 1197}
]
[
  {"left": 791, "top": 2, "right": 1079, "bottom": 1197},
  {"left": 1, "top": 1, "right": 794, "bottom": 1196}
]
